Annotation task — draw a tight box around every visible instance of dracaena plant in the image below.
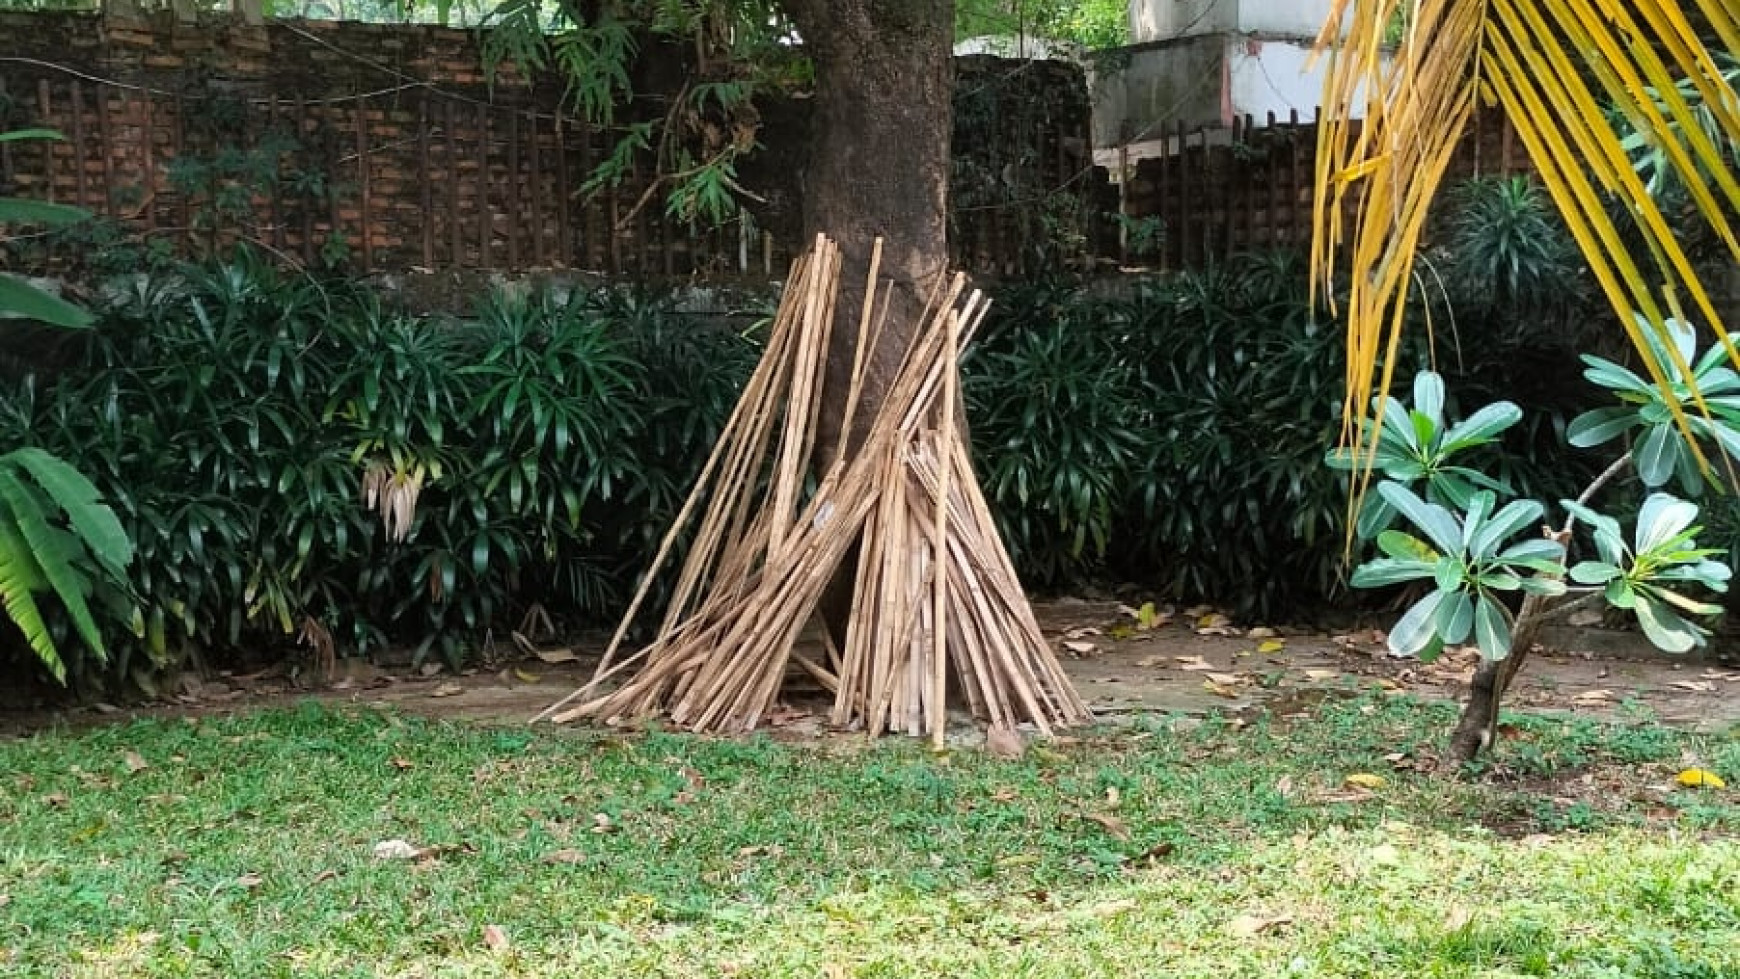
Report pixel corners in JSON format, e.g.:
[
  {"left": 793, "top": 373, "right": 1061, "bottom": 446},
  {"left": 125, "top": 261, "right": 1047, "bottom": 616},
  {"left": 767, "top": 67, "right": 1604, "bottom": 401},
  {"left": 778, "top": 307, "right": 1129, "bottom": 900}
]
[
  {"left": 1325, "top": 371, "right": 1522, "bottom": 538},
  {"left": 1344, "top": 321, "right": 1735, "bottom": 764}
]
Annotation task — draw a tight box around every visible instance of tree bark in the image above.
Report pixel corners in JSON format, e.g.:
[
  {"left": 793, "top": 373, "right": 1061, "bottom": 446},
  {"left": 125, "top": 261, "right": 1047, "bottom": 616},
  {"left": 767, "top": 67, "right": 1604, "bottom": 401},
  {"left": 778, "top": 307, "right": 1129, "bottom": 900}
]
[
  {"left": 780, "top": 0, "right": 955, "bottom": 467},
  {"left": 781, "top": 1, "right": 955, "bottom": 649},
  {"left": 1446, "top": 598, "right": 1547, "bottom": 765}
]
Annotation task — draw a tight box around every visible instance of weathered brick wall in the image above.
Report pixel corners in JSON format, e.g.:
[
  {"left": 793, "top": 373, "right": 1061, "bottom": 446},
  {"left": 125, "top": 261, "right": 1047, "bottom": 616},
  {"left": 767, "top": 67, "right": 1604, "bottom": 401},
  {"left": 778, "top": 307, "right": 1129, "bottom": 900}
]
[
  {"left": 1119, "top": 107, "right": 1535, "bottom": 269},
  {"left": 0, "top": 12, "right": 1110, "bottom": 278}
]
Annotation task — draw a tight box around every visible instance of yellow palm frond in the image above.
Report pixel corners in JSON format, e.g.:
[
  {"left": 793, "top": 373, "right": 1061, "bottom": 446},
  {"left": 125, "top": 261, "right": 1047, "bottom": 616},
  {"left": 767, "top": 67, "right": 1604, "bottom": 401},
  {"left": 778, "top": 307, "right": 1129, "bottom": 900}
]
[{"left": 1312, "top": 0, "right": 1740, "bottom": 507}]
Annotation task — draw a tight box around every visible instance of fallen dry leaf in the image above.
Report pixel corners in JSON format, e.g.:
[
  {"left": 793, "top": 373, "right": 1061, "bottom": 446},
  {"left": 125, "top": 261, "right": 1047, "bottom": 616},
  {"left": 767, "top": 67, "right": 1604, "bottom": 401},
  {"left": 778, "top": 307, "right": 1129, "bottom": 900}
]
[
  {"left": 1104, "top": 785, "right": 1121, "bottom": 808},
  {"left": 1227, "top": 913, "right": 1293, "bottom": 937},
  {"left": 1123, "top": 841, "right": 1176, "bottom": 864},
  {"left": 1175, "top": 655, "right": 1214, "bottom": 671},
  {"left": 1256, "top": 639, "right": 1285, "bottom": 654},
  {"left": 124, "top": 751, "right": 149, "bottom": 774},
  {"left": 985, "top": 726, "right": 1025, "bottom": 760},
  {"left": 513, "top": 668, "right": 541, "bottom": 684},
  {"left": 44, "top": 792, "right": 68, "bottom": 808},
  {"left": 1202, "top": 680, "right": 1241, "bottom": 699},
  {"left": 1082, "top": 812, "right": 1131, "bottom": 842},
  {"left": 482, "top": 924, "right": 510, "bottom": 950},
  {"left": 1275, "top": 775, "right": 1296, "bottom": 799},
  {"left": 372, "top": 839, "right": 420, "bottom": 860},
  {"left": 1344, "top": 773, "right": 1388, "bottom": 790},
  {"left": 990, "top": 786, "right": 1019, "bottom": 803},
  {"left": 534, "top": 647, "right": 579, "bottom": 664},
  {"left": 312, "top": 869, "right": 339, "bottom": 884},
  {"left": 1246, "top": 627, "right": 1279, "bottom": 639},
  {"left": 235, "top": 872, "right": 263, "bottom": 889},
  {"left": 1205, "top": 672, "right": 1243, "bottom": 686},
  {"left": 1572, "top": 689, "right": 1616, "bottom": 704},
  {"left": 1670, "top": 680, "right": 1716, "bottom": 693},
  {"left": 429, "top": 682, "right": 464, "bottom": 698},
  {"left": 1676, "top": 768, "right": 1726, "bottom": 790},
  {"left": 390, "top": 757, "right": 414, "bottom": 771},
  {"left": 1063, "top": 626, "right": 1102, "bottom": 640},
  {"left": 1062, "top": 640, "right": 1098, "bottom": 656},
  {"left": 543, "top": 848, "right": 586, "bottom": 865},
  {"left": 591, "top": 813, "right": 616, "bottom": 834},
  {"left": 1566, "top": 608, "right": 1605, "bottom": 627},
  {"left": 1195, "top": 612, "right": 1238, "bottom": 636},
  {"left": 1304, "top": 668, "right": 1340, "bottom": 682}
]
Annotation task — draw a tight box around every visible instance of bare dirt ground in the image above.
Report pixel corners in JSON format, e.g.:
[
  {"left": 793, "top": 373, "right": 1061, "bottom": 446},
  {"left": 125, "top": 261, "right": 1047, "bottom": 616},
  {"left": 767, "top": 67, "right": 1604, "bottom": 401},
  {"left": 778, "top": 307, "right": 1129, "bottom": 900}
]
[{"left": 4, "top": 601, "right": 1737, "bottom": 738}]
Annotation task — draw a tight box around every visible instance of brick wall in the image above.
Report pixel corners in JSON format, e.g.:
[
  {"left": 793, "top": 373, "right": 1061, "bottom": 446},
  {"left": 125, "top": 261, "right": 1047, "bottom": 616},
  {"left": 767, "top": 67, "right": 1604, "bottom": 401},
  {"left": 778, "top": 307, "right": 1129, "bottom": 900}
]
[{"left": 0, "top": 11, "right": 1109, "bottom": 279}]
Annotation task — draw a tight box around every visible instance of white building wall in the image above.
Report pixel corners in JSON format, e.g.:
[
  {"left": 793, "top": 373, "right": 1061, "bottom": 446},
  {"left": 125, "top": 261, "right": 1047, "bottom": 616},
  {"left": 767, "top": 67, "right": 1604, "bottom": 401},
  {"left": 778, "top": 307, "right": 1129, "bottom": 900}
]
[{"left": 1129, "top": 0, "right": 1346, "bottom": 43}]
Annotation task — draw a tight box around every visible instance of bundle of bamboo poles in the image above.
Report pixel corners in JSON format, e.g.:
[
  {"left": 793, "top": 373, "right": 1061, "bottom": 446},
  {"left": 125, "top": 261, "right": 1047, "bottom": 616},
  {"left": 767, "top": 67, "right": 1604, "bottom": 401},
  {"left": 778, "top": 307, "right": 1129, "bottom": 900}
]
[{"left": 536, "top": 235, "right": 1090, "bottom": 744}]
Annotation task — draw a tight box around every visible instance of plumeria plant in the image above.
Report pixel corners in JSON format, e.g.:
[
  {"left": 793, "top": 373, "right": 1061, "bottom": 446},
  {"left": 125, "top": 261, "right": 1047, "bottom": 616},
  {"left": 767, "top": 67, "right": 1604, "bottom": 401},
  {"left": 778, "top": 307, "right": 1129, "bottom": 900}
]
[{"left": 1334, "top": 315, "right": 1734, "bottom": 763}]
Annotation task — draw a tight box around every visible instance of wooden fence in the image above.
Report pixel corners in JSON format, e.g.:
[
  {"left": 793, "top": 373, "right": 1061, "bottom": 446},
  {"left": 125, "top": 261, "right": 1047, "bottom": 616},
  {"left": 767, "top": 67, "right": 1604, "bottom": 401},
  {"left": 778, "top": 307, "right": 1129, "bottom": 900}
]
[
  {"left": 1118, "top": 107, "right": 1534, "bottom": 269},
  {"left": 0, "top": 13, "right": 1108, "bottom": 280}
]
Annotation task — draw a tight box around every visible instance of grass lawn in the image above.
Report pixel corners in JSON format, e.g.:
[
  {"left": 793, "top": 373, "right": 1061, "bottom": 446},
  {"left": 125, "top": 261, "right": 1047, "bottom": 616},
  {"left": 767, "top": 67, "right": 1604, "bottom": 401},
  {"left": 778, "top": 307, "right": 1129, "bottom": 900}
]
[{"left": 2, "top": 695, "right": 1736, "bottom": 978}]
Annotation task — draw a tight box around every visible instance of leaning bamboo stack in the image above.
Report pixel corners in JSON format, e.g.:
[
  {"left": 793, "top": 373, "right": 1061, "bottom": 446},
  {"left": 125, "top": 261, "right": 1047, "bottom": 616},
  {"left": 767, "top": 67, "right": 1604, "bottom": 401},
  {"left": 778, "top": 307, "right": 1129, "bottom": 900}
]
[{"left": 537, "top": 235, "right": 1090, "bottom": 742}]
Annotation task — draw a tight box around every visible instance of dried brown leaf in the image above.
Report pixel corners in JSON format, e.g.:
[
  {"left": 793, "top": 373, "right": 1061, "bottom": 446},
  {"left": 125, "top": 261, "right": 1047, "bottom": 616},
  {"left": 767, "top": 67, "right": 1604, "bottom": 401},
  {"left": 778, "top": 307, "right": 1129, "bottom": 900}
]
[
  {"left": 124, "top": 751, "right": 149, "bottom": 774},
  {"left": 482, "top": 924, "right": 509, "bottom": 951},
  {"left": 1227, "top": 913, "right": 1293, "bottom": 937},
  {"left": 543, "top": 848, "right": 586, "bottom": 865},
  {"left": 1083, "top": 812, "right": 1131, "bottom": 842}
]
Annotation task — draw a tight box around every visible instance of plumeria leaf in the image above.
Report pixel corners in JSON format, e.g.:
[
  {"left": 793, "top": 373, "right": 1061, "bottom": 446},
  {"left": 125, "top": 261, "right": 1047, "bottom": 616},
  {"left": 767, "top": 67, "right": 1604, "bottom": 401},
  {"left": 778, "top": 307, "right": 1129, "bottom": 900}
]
[
  {"left": 1377, "top": 482, "right": 1462, "bottom": 556},
  {"left": 1472, "top": 595, "right": 1512, "bottom": 660}
]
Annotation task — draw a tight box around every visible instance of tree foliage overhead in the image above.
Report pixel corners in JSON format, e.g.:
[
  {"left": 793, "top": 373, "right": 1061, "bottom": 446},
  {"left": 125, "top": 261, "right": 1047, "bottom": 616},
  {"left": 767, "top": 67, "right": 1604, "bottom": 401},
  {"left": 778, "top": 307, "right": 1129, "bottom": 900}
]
[{"left": 954, "top": 0, "right": 1128, "bottom": 49}]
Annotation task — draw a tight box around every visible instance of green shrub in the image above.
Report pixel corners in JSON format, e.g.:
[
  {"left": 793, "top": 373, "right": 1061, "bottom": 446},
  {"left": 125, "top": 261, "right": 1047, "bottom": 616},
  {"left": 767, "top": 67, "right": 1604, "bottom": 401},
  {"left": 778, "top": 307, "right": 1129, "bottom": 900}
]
[
  {"left": 965, "top": 235, "right": 1609, "bottom": 620},
  {"left": 0, "top": 251, "right": 757, "bottom": 688}
]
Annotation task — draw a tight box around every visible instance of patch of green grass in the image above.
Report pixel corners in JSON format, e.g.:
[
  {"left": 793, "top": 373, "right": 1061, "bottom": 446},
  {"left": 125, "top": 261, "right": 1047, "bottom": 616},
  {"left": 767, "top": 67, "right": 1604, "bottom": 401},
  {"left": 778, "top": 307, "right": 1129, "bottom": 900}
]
[{"left": 1, "top": 696, "right": 1736, "bottom": 977}]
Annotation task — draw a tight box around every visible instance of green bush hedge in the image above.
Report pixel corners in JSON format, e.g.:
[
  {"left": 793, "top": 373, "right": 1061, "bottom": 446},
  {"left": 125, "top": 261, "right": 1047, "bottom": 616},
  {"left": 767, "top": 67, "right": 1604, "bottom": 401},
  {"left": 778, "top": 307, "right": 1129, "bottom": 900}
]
[
  {"left": 0, "top": 253, "right": 759, "bottom": 688},
  {"left": 965, "top": 245, "right": 1611, "bottom": 619},
  {"left": 1, "top": 174, "right": 1624, "bottom": 686}
]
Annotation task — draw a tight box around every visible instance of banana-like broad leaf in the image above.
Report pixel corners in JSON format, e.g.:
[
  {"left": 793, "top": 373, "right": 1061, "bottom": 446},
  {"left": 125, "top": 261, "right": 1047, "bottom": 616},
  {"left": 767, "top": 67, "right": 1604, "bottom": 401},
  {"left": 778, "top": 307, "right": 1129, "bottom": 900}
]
[
  {"left": 0, "top": 516, "right": 60, "bottom": 681},
  {"left": 5, "top": 448, "right": 133, "bottom": 577},
  {"left": 0, "top": 471, "right": 105, "bottom": 658},
  {"left": 0, "top": 274, "right": 92, "bottom": 329},
  {"left": 0, "top": 197, "right": 93, "bottom": 227}
]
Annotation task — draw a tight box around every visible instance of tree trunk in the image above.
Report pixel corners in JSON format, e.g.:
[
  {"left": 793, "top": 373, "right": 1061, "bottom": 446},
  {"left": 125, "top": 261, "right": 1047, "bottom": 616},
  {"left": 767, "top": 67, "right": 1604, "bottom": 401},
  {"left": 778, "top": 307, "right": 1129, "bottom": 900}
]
[
  {"left": 1446, "top": 595, "right": 1552, "bottom": 764},
  {"left": 781, "top": 1, "right": 955, "bottom": 648},
  {"left": 780, "top": 0, "right": 955, "bottom": 468}
]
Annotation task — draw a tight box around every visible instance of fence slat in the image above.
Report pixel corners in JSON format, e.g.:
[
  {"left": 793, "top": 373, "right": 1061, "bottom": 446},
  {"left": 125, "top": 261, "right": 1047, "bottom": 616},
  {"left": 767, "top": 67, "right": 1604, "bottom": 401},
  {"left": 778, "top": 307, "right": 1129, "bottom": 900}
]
[
  {"left": 419, "top": 95, "right": 433, "bottom": 268},
  {"left": 68, "top": 80, "right": 87, "bottom": 210},
  {"left": 507, "top": 108, "right": 520, "bottom": 270}
]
